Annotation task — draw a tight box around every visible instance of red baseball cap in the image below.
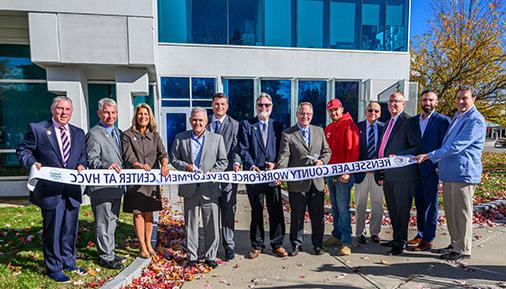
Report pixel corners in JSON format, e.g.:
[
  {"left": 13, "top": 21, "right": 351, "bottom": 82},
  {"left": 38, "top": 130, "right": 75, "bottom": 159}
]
[{"left": 326, "top": 98, "right": 342, "bottom": 110}]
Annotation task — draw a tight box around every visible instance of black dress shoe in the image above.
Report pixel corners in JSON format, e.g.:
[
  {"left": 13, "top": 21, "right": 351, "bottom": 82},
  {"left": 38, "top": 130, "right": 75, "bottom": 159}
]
[
  {"left": 205, "top": 260, "right": 218, "bottom": 269},
  {"left": 371, "top": 235, "right": 381, "bottom": 243},
  {"left": 440, "top": 251, "right": 470, "bottom": 261},
  {"left": 114, "top": 255, "right": 126, "bottom": 263},
  {"left": 380, "top": 240, "right": 394, "bottom": 247},
  {"left": 313, "top": 247, "right": 324, "bottom": 255},
  {"left": 435, "top": 245, "right": 453, "bottom": 254},
  {"left": 224, "top": 247, "right": 235, "bottom": 261},
  {"left": 99, "top": 258, "right": 124, "bottom": 269},
  {"left": 387, "top": 247, "right": 404, "bottom": 256},
  {"left": 289, "top": 246, "right": 301, "bottom": 257},
  {"left": 357, "top": 235, "right": 369, "bottom": 244}
]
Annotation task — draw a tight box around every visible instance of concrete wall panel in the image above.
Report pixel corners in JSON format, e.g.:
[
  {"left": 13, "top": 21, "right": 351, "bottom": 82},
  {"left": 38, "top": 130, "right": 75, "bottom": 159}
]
[
  {"left": 128, "top": 17, "right": 155, "bottom": 66},
  {"left": 28, "top": 13, "right": 60, "bottom": 63}
]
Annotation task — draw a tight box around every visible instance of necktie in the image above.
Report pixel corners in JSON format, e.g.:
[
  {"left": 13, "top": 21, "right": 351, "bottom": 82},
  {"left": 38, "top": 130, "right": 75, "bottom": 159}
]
[
  {"left": 378, "top": 118, "right": 394, "bottom": 158},
  {"left": 213, "top": 120, "right": 221, "bottom": 133},
  {"left": 59, "top": 126, "right": 70, "bottom": 167},
  {"left": 301, "top": 128, "right": 310, "bottom": 146},
  {"left": 261, "top": 122, "right": 268, "bottom": 147},
  {"left": 111, "top": 128, "right": 121, "bottom": 149},
  {"left": 193, "top": 136, "right": 203, "bottom": 168},
  {"left": 367, "top": 124, "right": 376, "bottom": 159}
]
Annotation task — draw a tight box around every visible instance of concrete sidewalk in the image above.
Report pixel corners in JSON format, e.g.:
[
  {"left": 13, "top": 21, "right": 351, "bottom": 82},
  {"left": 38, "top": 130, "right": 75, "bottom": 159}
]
[{"left": 182, "top": 192, "right": 506, "bottom": 289}]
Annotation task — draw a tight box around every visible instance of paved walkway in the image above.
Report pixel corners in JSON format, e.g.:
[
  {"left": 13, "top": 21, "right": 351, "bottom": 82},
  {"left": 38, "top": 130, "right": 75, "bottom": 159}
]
[{"left": 181, "top": 192, "right": 506, "bottom": 289}]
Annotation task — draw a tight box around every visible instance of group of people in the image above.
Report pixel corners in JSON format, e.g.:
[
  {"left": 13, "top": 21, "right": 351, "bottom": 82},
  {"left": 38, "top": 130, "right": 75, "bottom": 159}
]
[{"left": 15, "top": 84, "right": 485, "bottom": 283}]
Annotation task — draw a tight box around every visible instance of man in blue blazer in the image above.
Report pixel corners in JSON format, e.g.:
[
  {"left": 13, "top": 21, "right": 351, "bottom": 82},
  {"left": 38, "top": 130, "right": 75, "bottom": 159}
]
[
  {"left": 409, "top": 91, "right": 450, "bottom": 251},
  {"left": 416, "top": 85, "right": 486, "bottom": 261},
  {"left": 239, "top": 92, "right": 287, "bottom": 259},
  {"left": 17, "top": 96, "right": 87, "bottom": 283}
]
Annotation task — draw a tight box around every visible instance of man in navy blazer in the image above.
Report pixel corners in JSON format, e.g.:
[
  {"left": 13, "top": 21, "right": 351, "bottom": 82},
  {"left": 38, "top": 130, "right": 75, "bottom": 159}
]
[
  {"left": 17, "top": 96, "right": 87, "bottom": 283},
  {"left": 239, "top": 92, "right": 287, "bottom": 259},
  {"left": 416, "top": 85, "right": 486, "bottom": 261},
  {"left": 409, "top": 90, "right": 450, "bottom": 251}
]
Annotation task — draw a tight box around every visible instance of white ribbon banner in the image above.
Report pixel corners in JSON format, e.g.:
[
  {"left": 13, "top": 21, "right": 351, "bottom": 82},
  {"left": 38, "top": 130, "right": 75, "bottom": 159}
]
[{"left": 27, "top": 156, "right": 416, "bottom": 190}]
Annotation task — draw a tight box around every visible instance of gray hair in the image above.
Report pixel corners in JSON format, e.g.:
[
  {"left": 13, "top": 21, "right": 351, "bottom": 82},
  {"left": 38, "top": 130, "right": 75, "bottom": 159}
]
[
  {"left": 98, "top": 97, "right": 117, "bottom": 111},
  {"left": 297, "top": 102, "right": 313, "bottom": 112},
  {"left": 256, "top": 92, "right": 272, "bottom": 103},
  {"left": 190, "top": 107, "right": 207, "bottom": 118},
  {"left": 50, "top": 96, "right": 72, "bottom": 110},
  {"left": 457, "top": 85, "right": 475, "bottom": 97}
]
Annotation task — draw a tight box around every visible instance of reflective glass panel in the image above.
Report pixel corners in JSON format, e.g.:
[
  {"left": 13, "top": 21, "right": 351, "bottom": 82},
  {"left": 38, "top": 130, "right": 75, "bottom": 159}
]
[
  {"left": 166, "top": 113, "right": 188, "bottom": 153},
  {"left": 88, "top": 84, "right": 116, "bottom": 128},
  {"left": 362, "top": 0, "right": 385, "bottom": 51},
  {"left": 297, "top": 0, "right": 324, "bottom": 48},
  {"left": 0, "top": 44, "right": 46, "bottom": 80},
  {"left": 379, "top": 102, "right": 390, "bottom": 123},
  {"left": 161, "top": 77, "right": 190, "bottom": 99},
  {"left": 161, "top": 100, "right": 191, "bottom": 107},
  {"left": 223, "top": 79, "right": 254, "bottom": 121},
  {"left": 192, "top": 0, "right": 227, "bottom": 44},
  {"left": 386, "top": 0, "right": 408, "bottom": 51},
  {"left": 335, "top": 81, "right": 359, "bottom": 121},
  {"left": 298, "top": 80, "right": 327, "bottom": 127},
  {"left": 0, "top": 153, "right": 26, "bottom": 176},
  {"left": 265, "top": 0, "right": 293, "bottom": 47},
  {"left": 0, "top": 83, "right": 55, "bottom": 150},
  {"left": 158, "top": 0, "right": 188, "bottom": 42},
  {"left": 229, "top": 0, "right": 262, "bottom": 46},
  {"left": 192, "top": 78, "right": 216, "bottom": 100},
  {"left": 261, "top": 80, "right": 291, "bottom": 129},
  {"left": 330, "top": 0, "right": 357, "bottom": 49}
]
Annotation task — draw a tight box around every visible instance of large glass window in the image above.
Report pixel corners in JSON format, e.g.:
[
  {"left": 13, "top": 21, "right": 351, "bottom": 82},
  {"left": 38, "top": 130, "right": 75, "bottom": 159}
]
[
  {"left": 166, "top": 113, "right": 187, "bottom": 153},
  {"left": 330, "top": 0, "right": 357, "bottom": 49},
  {"left": 261, "top": 80, "right": 291, "bottom": 129},
  {"left": 362, "top": 0, "right": 385, "bottom": 51},
  {"left": 192, "top": 0, "right": 227, "bottom": 44},
  {"left": 0, "top": 44, "right": 46, "bottom": 80},
  {"left": 298, "top": 80, "right": 327, "bottom": 128},
  {"left": 335, "top": 81, "right": 359, "bottom": 121},
  {"left": 297, "top": 0, "right": 324, "bottom": 48},
  {"left": 161, "top": 77, "right": 215, "bottom": 108},
  {"left": 223, "top": 79, "right": 255, "bottom": 121},
  {"left": 87, "top": 84, "right": 116, "bottom": 127},
  {"left": 264, "top": 0, "right": 293, "bottom": 47},
  {"left": 229, "top": 0, "right": 262, "bottom": 45},
  {"left": 386, "top": 0, "right": 408, "bottom": 51}
]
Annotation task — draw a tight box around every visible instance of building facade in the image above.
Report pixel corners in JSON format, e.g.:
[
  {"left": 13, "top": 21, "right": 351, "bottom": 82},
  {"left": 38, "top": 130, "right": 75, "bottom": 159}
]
[{"left": 0, "top": 0, "right": 414, "bottom": 196}]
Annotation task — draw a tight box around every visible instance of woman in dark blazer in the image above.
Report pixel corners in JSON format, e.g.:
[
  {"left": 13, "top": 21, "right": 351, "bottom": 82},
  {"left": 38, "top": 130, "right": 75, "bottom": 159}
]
[{"left": 122, "top": 103, "right": 169, "bottom": 258}]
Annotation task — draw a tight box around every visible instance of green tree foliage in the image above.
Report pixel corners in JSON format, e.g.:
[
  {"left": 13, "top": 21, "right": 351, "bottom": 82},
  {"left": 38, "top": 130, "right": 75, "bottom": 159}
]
[{"left": 411, "top": 0, "right": 506, "bottom": 126}]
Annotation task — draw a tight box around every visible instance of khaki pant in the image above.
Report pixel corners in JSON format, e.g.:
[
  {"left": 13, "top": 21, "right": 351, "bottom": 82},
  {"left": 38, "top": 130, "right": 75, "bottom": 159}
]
[
  {"left": 442, "top": 182, "right": 475, "bottom": 255},
  {"left": 355, "top": 172, "right": 384, "bottom": 237}
]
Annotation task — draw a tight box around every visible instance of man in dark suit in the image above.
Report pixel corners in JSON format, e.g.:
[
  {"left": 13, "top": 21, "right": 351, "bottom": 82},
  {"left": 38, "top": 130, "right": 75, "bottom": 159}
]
[
  {"left": 408, "top": 90, "right": 450, "bottom": 251},
  {"left": 354, "top": 101, "right": 385, "bottom": 245},
  {"left": 17, "top": 96, "right": 87, "bottom": 283},
  {"left": 277, "top": 102, "right": 331, "bottom": 256},
  {"left": 239, "top": 92, "right": 287, "bottom": 259},
  {"left": 85, "top": 98, "right": 125, "bottom": 269},
  {"left": 206, "top": 93, "right": 241, "bottom": 261},
  {"left": 377, "top": 92, "right": 420, "bottom": 255}
]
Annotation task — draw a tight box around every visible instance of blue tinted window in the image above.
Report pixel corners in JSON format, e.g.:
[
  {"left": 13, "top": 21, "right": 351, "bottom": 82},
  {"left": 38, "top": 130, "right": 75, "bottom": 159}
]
[
  {"left": 88, "top": 84, "right": 117, "bottom": 127},
  {"left": 297, "top": 0, "right": 324, "bottom": 48},
  {"left": 265, "top": 0, "right": 293, "bottom": 47},
  {"left": 229, "top": 0, "right": 262, "bottom": 46},
  {"left": 158, "top": 0, "right": 188, "bottom": 42},
  {"left": 335, "top": 81, "right": 359, "bottom": 121},
  {"left": 161, "top": 100, "right": 191, "bottom": 107},
  {"left": 0, "top": 44, "right": 46, "bottom": 79},
  {"left": 330, "top": 1, "right": 357, "bottom": 49},
  {"left": 362, "top": 0, "right": 385, "bottom": 50},
  {"left": 192, "top": 0, "right": 227, "bottom": 44},
  {"left": 161, "top": 77, "right": 189, "bottom": 99},
  {"left": 192, "top": 100, "right": 213, "bottom": 108},
  {"left": 166, "top": 113, "right": 188, "bottom": 153},
  {"left": 192, "top": 78, "right": 215, "bottom": 99},
  {"left": 298, "top": 80, "right": 327, "bottom": 127},
  {"left": 261, "top": 80, "right": 291, "bottom": 128},
  {"left": 386, "top": 0, "right": 408, "bottom": 51},
  {"left": 223, "top": 79, "right": 254, "bottom": 121}
]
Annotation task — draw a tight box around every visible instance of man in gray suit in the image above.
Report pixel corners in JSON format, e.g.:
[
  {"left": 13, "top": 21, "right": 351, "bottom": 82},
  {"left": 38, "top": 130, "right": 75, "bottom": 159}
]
[
  {"left": 85, "top": 98, "right": 125, "bottom": 269},
  {"left": 206, "top": 93, "right": 241, "bottom": 261},
  {"left": 276, "top": 102, "right": 331, "bottom": 256},
  {"left": 171, "top": 107, "right": 228, "bottom": 268}
]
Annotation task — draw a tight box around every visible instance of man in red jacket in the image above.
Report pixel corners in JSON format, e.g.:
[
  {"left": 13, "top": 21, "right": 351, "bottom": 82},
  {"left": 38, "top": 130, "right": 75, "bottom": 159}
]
[{"left": 322, "top": 99, "right": 359, "bottom": 255}]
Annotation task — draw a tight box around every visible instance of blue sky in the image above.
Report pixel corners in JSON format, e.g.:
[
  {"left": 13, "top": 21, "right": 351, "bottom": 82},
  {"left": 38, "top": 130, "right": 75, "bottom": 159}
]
[{"left": 410, "top": 0, "right": 432, "bottom": 41}]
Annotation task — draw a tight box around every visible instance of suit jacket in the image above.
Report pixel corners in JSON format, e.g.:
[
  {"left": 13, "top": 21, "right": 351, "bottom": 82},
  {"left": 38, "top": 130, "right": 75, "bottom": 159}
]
[
  {"left": 377, "top": 112, "right": 420, "bottom": 182},
  {"left": 355, "top": 120, "right": 384, "bottom": 184},
  {"left": 85, "top": 124, "right": 125, "bottom": 199},
  {"left": 428, "top": 106, "right": 486, "bottom": 184},
  {"left": 239, "top": 117, "right": 284, "bottom": 170},
  {"left": 16, "top": 119, "right": 87, "bottom": 209},
  {"left": 206, "top": 115, "right": 241, "bottom": 170},
  {"left": 171, "top": 130, "right": 228, "bottom": 199},
  {"left": 277, "top": 124, "right": 331, "bottom": 192},
  {"left": 414, "top": 112, "right": 451, "bottom": 177}
]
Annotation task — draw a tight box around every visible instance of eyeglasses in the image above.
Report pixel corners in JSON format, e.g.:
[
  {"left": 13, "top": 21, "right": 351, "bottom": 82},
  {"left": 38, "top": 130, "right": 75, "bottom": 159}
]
[
  {"left": 367, "top": 109, "right": 380, "bottom": 113},
  {"left": 257, "top": 103, "right": 272, "bottom": 107}
]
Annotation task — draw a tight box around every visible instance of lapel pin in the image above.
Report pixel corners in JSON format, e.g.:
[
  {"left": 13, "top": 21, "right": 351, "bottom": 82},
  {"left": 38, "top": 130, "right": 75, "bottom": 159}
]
[
  {"left": 46, "top": 130, "right": 52, "bottom": 136},
  {"left": 133, "top": 137, "right": 137, "bottom": 141}
]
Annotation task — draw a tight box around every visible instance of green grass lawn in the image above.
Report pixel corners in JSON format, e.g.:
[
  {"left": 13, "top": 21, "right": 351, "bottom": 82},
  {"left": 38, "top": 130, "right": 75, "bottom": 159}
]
[{"left": 0, "top": 205, "right": 138, "bottom": 288}]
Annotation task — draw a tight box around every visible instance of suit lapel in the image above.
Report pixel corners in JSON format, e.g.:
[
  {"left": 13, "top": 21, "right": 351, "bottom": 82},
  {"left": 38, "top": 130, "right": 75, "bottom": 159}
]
[
  {"left": 386, "top": 114, "right": 403, "bottom": 146},
  {"left": 44, "top": 122, "right": 65, "bottom": 166},
  {"left": 99, "top": 126, "right": 122, "bottom": 159},
  {"left": 294, "top": 126, "right": 310, "bottom": 152},
  {"left": 254, "top": 122, "right": 267, "bottom": 154},
  {"left": 199, "top": 131, "right": 209, "bottom": 168},
  {"left": 68, "top": 125, "right": 81, "bottom": 167}
]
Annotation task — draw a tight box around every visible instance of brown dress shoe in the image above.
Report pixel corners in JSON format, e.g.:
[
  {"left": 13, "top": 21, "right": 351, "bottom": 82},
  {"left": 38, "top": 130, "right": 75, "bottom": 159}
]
[
  {"left": 247, "top": 249, "right": 262, "bottom": 259},
  {"left": 273, "top": 247, "right": 288, "bottom": 257},
  {"left": 407, "top": 237, "right": 422, "bottom": 246},
  {"left": 413, "top": 240, "right": 432, "bottom": 251}
]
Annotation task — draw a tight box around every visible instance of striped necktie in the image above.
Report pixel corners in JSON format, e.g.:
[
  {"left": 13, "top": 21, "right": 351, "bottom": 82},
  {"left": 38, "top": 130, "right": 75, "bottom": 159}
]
[
  {"left": 367, "top": 124, "right": 376, "bottom": 159},
  {"left": 59, "top": 126, "right": 70, "bottom": 167}
]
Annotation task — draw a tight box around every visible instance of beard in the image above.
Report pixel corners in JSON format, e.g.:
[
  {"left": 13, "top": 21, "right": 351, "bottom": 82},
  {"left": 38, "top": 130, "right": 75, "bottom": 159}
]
[
  {"left": 422, "top": 106, "right": 433, "bottom": 113},
  {"left": 257, "top": 110, "right": 271, "bottom": 120}
]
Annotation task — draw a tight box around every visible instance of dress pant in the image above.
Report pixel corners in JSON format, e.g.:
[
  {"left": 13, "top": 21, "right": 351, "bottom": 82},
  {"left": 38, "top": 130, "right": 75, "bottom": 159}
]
[
  {"left": 443, "top": 182, "right": 475, "bottom": 255},
  {"left": 355, "top": 172, "right": 384, "bottom": 237},
  {"left": 288, "top": 184, "right": 324, "bottom": 248},
  {"left": 327, "top": 175, "right": 354, "bottom": 246},
  {"left": 184, "top": 194, "right": 220, "bottom": 262},
  {"left": 246, "top": 183, "right": 285, "bottom": 250},
  {"left": 383, "top": 179, "right": 416, "bottom": 250},
  {"left": 90, "top": 194, "right": 122, "bottom": 262},
  {"left": 41, "top": 197, "right": 80, "bottom": 274},
  {"left": 219, "top": 182, "right": 238, "bottom": 250},
  {"left": 414, "top": 173, "right": 439, "bottom": 242}
]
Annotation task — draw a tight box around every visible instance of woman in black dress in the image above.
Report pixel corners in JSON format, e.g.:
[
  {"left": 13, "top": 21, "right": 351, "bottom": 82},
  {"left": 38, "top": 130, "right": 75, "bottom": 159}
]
[{"left": 122, "top": 103, "right": 169, "bottom": 258}]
